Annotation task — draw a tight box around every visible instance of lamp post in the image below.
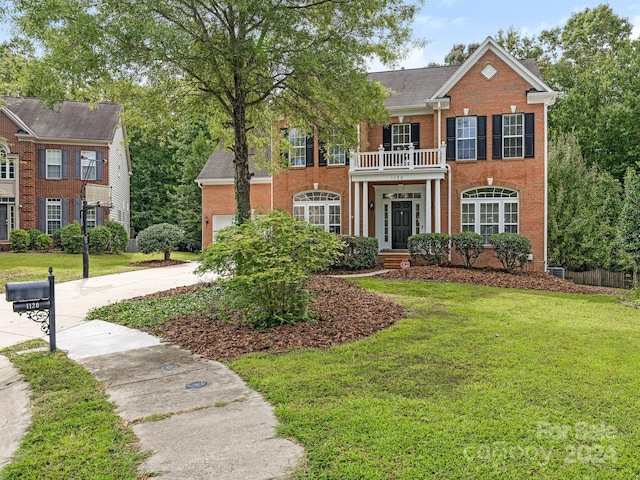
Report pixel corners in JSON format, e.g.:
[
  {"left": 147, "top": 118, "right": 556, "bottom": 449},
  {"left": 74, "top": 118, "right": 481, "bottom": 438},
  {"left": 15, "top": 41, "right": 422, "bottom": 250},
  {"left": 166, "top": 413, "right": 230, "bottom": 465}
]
[{"left": 80, "top": 155, "right": 104, "bottom": 279}]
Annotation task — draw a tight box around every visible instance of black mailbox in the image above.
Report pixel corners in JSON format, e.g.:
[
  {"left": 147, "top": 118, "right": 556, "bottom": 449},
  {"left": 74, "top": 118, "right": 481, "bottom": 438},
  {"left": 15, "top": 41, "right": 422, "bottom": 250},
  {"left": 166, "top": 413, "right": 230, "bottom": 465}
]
[{"left": 6, "top": 281, "right": 51, "bottom": 303}]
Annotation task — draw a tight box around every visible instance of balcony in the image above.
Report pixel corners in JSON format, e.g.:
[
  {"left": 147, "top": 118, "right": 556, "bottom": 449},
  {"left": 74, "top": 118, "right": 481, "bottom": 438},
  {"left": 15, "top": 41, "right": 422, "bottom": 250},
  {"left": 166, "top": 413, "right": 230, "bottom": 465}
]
[{"left": 350, "top": 143, "right": 446, "bottom": 172}]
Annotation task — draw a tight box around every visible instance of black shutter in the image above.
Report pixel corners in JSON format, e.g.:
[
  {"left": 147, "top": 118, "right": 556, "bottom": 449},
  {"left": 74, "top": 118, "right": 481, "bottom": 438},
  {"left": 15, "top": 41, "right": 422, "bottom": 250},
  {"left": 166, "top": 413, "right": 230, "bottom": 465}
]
[
  {"left": 38, "top": 198, "right": 46, "bottom": 232},
  {"left": 524, "top": 113, "right": 535, "bottom": 158},
  {"left": 96, "top": 206, "right": 104, "bottom": 225},
  {"left": 477, "top": 116, "right": 487, "bottom": 160},
  {"left": 305, "top": 134, "right": 314, "bottom": 167},
  {"left": 74, "top": 151, "right": 81, "bottom": 179},
  {"left": 318, "top": 141, "right": 327, "bottom": 166},
  {"left": 96, "top": 151, "right": 104, "bottom": 180},
  {"left": 446, "top": 118, "right": 456, "bottom": 161},
  {"left": 345, "top": 149, "right": 350, "bottom": 166},
  {"left": 280, "top": 128, "right": 289, "bottom": 164},
  {"left": 74, "top": 198, "right": 81, "bottom": 223},
  {"left": 411, "top": 123, "right": 420, "bottom": 149},
  {"left": 61, "top": 198, "right": 69, "bottom": 226},
  {"left": 38, "top": 149, "right": 46, "bottom": 178},
  {"left": 492, "top": 115, "right": 503, "bottom": 159},
  {"left": 62, "top": 150, "right": 69, "bottom": 179},
  {"left": 382, "top": 125, "right": 392, "bottom": 151}
]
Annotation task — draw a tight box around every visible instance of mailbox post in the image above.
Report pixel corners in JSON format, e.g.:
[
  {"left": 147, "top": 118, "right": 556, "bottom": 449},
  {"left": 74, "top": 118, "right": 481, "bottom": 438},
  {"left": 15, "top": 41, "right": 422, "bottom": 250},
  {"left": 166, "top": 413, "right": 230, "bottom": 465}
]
[{"left": 5, "top": 267, "right": 57, "bottom": 352}]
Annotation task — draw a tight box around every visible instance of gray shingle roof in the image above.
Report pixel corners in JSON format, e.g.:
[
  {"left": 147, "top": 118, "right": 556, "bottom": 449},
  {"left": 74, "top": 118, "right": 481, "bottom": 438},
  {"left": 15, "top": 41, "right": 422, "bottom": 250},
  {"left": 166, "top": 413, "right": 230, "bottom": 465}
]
[
  {"left": 197, "top": 149, "right": 270, "bottom": 181},
  {"left": 370, "top": 59, "right": 545, "bottom": 109},
  {"left": 3, "top": 97, "right": 122, "bottom": 142}
]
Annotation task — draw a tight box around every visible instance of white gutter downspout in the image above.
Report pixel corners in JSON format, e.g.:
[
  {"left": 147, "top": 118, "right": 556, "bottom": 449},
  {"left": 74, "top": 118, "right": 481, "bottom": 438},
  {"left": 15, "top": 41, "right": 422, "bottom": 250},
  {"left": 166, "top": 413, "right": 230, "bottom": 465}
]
[
  {"left": 437, "top": 101, "right": 452, "bottom": 263},
  {"left": 543, "top": 102, "right": 549, "bottom": 272}
]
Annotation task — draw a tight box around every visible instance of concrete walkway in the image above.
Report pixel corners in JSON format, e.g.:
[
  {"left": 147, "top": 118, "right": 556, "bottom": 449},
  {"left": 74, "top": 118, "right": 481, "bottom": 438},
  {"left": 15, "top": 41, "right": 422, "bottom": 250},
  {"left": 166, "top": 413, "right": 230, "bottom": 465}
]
[{"left": 0, "top": 263, "right": 303, "bottom": 478}]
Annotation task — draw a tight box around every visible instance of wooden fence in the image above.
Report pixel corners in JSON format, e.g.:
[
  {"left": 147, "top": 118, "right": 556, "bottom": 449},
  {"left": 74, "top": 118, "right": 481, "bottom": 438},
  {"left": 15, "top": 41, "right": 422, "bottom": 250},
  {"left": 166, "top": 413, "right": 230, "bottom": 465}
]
[{"left": 565, "top": 269, "right": 635, "bottom": 290}]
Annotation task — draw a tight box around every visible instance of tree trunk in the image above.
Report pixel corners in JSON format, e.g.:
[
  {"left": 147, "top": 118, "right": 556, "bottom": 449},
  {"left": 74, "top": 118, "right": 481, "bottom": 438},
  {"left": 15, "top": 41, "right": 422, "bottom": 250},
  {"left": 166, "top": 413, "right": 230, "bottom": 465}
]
[{"left": 231, "top": 76, "right": 252, "bottom": 225}]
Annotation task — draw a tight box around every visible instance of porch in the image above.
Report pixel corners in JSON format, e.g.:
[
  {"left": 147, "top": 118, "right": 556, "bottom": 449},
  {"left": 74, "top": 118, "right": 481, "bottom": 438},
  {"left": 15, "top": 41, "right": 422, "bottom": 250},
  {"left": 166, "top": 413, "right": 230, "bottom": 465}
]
[{"left": 350, "top": 144, "right": 446, "bottom": 172}]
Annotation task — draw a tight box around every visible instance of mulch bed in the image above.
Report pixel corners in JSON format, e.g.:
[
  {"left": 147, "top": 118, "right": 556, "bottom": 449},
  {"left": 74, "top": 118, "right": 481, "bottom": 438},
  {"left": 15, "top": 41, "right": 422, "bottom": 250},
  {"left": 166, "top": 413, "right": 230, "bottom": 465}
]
[{"left": 132, "top": 265, "right": 621, "bottom": 362}]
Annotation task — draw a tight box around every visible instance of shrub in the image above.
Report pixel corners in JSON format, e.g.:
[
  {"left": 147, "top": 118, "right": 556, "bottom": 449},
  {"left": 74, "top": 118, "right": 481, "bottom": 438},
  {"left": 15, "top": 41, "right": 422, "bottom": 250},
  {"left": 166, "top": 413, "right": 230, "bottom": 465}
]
[
  {"left": 137, "top": 223, "right": 184, "bottom": 260},
  {"left": 59, "top": 222, "right": 83, "bottom": 254},
  {"left": 332, "top": 235, "right": 379, "bottom": 270},
  {"left": 88, "top": 226, "right": 111, "bottom": 253},
  {"left": 10, "top": 229, "right": 30, "bottom": 253},
  {"left": 27, "top": 228, "right": 42, "bottom": 249},
  {"left": 197, "top": 210, "right": 343, "bottom": 328},
  {"left": 33, "top": 233, "right": 52, "bottom": 251},
  {"left": 52, "top": 229, "right": 62, "bottom": 250},
  {"left": 452, "top": 231, "right": 485, "bottom": 268},
  {"left": 408, "top": 233, "right": 451, "bottom": 266},
  {"left": 105, "top": 220, "right": 129, "bottom": 254},
  {"left": 489, "top": 232, "right": 532, "bottom": 272}
]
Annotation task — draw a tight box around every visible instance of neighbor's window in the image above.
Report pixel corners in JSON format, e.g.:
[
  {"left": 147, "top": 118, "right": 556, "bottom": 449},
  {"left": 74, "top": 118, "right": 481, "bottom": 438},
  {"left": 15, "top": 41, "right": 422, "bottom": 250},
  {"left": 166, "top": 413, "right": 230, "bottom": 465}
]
[
  {"left": 46, "top": 150, "right": 62, "bottom": 179},
  {"left": 292, "top": 191, "right": 341, "bottom": 233},
  {"left": 81, "top": 150, "right": 97, "bottom": 180},
  {"left": 46, "top": 198, "right": 62, "bottom": 234},
  {"left": 461, "top": 187, "right": 519, "bottom": 243},
  {"left": 456, "top": 117, "right": 477, "bottom": 160}
]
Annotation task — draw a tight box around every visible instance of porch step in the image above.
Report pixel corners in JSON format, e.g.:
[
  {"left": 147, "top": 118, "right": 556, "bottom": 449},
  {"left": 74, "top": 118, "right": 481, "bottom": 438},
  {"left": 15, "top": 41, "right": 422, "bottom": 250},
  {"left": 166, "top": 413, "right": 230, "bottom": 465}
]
[{"left": 379, "top": 251, "right": 411, "bottom": 269}]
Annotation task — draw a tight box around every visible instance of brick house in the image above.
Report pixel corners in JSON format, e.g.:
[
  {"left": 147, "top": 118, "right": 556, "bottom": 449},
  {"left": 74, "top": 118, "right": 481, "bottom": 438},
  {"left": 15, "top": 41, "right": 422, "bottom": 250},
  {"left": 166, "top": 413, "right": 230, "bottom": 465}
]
[
  {"left": 197, "top": 37, "right": 557, "bottom": 270},
  {"left": 0, "top": 97, "right": 131, "bottom": 249}
]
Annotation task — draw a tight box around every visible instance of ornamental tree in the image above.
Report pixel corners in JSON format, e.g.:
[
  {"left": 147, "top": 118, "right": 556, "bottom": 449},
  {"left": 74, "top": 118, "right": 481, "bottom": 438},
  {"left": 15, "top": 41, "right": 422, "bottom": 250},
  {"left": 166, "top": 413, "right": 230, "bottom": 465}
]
[{"left": 7, "top": 0, "right": 422, "bottom": 224}]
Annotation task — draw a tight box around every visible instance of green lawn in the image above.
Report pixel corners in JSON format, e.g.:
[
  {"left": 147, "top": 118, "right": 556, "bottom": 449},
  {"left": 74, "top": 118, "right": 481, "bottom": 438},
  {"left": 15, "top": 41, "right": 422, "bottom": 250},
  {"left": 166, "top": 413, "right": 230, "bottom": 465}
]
[
  {"left": 231, "top": 279, "right": 640, "bottom": 479},
  {"left": 0, "top": 251, "right": 199, "bottom": 292}
]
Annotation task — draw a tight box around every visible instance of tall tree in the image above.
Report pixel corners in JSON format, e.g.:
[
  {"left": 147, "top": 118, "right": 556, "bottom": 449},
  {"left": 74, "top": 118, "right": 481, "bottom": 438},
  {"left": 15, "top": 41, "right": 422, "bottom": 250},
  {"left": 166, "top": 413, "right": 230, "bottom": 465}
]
[
  {"left": 540, "top": 5, "right": 640, "bottom": 180},
  {"left": 444, "top": 43, "right": 480, "bottom": 65},
  {"left": 547, "top": 133, "right": 626, "bottom": 271},
  {"left": 619, "top": 167, "right": 640, "bottom": 274},
  {"left": 6, "top": 0, "right": 421, "bottom": 224}
]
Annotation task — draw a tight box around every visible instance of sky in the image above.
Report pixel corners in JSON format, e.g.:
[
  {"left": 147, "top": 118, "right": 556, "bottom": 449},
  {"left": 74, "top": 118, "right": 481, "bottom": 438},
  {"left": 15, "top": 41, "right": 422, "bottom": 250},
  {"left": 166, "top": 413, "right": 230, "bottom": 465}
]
[{"left": 1, "top": 1, "right": 639, "bottom": 71}]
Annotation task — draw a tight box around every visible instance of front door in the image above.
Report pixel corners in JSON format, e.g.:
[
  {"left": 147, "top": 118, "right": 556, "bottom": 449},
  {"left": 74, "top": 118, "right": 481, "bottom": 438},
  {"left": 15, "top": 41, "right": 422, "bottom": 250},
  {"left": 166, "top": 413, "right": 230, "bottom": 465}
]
[
  {"left": 0, "top": 205, "right": 7, "bottom": 241},
  {"left": 392, "top": 201, "right": 412, "bottom": 249}
]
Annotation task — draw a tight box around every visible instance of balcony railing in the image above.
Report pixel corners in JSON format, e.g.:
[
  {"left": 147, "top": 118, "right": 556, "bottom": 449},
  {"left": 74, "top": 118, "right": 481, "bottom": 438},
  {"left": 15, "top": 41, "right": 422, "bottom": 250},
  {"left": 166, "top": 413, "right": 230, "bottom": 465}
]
[{"left": 350, "top": 143, "right": 446, "bottom": 172}]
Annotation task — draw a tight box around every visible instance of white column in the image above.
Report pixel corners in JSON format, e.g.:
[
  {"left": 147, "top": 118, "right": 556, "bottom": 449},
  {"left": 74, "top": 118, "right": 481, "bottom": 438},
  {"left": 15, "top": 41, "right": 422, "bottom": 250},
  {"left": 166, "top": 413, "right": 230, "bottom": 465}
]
[
  {"left": 425, "top": 180, "right": 432, "bottom": 233},
  {"left": 434, "top": 180, "right": 441, "bottom": 233},
  {"left": 354, "top": 181, "right": 361, "bottom": 236},
  {"left": 362, "top": 181, "right": 369, "bottom": 237}
]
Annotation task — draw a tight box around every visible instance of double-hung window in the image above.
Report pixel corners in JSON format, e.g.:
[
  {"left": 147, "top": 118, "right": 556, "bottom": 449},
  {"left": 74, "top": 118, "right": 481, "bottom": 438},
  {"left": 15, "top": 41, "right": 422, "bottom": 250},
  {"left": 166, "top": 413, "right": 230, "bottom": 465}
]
[
  {"left": 461, "top": 187, "right": 519, "bottom": 244},
  {"left": 0, "top": 146, "right": 13, "bottom": 179},
  {"left": 292, "top": 191, "right": 341, "bottom": 233},
  {"left": 47, "top": 198, "right": 62, "bottom": 235},
  {"left": 446, "top": 116, "right": 486, "bottom": 161},
  {"left": 289, "top": 128, "right": 306, "bottom": 167},
  {"left": 503, "top": 114, "right": 524, "bottom": 158},
  {"left": 327, "top": 129, "right": 346, "bottom": 165},
  {"left": 46, "top": 150, "right": 62, "bottom": 179},
  {"left": 81, "top": 150, "right": 97, "bottom": 180},
  {"left": 456, "top": 117, "right": 477, "bottom": 160},
  {"left": 392, "top": 124, "right": 412, "bottom": 150}
]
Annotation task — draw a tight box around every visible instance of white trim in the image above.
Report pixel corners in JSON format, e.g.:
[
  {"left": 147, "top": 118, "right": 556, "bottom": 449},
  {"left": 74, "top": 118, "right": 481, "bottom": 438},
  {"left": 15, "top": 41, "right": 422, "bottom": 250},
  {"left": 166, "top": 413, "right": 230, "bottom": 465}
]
[
  {"left": 362, "top": 181, "right": 369, "bottom": 237},
  {"left": 432, "top": 37, "right": 553, "bottom": 100},
  {"left": 196, "top": 177, "right": 272, "bottom": 186},
  {"left": 527, "top": 91, "right": 557, "bottom": 106},
  {"left": 354, "top": 182, "right": 360, "bottom": 236},
  {"left": 0, "top": 106, "right": 37, "bottom": 136},
  {"left": 543, "top": 102, "right": 549, "bottom": 270},
  {"left": 373, "top": 184, "right": 428, "bottom": 250}
]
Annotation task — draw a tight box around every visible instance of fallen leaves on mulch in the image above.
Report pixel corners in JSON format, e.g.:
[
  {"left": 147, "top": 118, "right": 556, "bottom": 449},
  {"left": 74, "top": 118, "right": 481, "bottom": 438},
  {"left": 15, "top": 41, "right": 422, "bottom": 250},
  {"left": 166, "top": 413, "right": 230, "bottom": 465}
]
[
  {"left": 379, "top": 266, "right": 620, "bottom": 295},
  {"left": 158, "top": 276, "right": 405, "bottom": 361},
  {"left": 134, "top": 265, "right": 622, "bottom": 362}
]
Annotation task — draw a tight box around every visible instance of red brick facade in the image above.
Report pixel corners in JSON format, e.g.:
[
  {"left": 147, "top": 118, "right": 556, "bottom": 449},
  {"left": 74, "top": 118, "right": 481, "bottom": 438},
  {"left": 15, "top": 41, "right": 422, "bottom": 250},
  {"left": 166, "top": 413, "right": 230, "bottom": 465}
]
[{"left": 200, "top": 39, "right": 556, "bottom": 271}]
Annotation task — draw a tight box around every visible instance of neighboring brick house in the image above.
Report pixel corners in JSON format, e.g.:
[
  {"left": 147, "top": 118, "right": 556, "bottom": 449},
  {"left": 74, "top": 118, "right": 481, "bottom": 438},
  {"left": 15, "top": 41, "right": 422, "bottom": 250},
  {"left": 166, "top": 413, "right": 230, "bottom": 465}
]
[
  {"left": 197, "top": 37, "right": 557, "bottom": 271},
  {"left": 0, "top": 97, "right": 131, "bottom": 249}
]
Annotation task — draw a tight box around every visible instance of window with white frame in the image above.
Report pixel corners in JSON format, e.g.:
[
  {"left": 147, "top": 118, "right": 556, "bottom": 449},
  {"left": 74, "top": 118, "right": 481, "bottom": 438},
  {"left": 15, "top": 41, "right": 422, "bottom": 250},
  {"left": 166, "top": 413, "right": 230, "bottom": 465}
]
[
  {"left": 46, "top": 150, "right": 62, "bottom": 179},
  {"left": 461, "top": 187, "right": 519, "bottom": 243},
  {"left": 289, "top": 128, "right": 306, "bottom": 166},
  {"left": 292, "top": 191, "right": 341, "bottom": 233},
  {"left": 85, "top": 208, "right": 96, "bottom": 228},
  {"left": 456, "top": 117, "right": 477, "bottom": 160},
  {"left": 327, "top": 129, "right": 346, "bottom": 165},
  {"left": 47, "top": 198, "right": 62, "bottom": 234},
  {"left": 392, "top": 123, "right": 412, "bottom": 150},
  {"left": 81, "top": 150, "right": 97, "bottom": 180},
  {"left": 503, "top": 114, "right": 524, "bottom": 158},
  {"left": 0, "top": 145, "right": 14, "bottom": 179}
]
